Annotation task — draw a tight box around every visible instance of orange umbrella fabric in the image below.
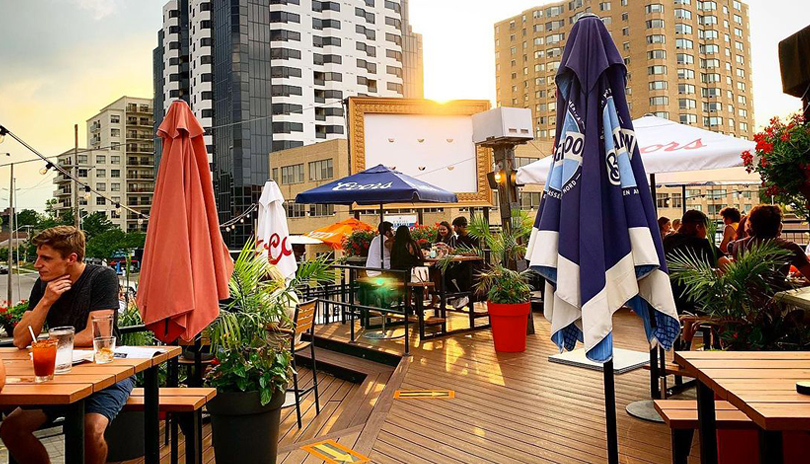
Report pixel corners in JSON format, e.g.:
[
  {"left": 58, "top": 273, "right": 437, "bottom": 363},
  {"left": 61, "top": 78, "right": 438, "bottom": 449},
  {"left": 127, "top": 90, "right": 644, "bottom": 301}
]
[
  {"left": 305, "top": 218, "right": 374, "bottom": 249},
  {"left": 137, "top": 100, "right": 234, "bottom": 342}
]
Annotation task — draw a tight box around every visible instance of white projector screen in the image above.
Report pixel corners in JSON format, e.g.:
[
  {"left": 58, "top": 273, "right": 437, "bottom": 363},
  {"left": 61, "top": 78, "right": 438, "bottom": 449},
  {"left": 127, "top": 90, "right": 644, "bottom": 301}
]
[{"left": 363, "top": 114, "right": 478, "bottom": 193}]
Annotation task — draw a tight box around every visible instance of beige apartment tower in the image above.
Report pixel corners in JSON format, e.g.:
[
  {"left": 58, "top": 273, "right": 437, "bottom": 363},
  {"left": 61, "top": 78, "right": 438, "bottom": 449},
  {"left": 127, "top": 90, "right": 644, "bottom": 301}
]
[
  {"left": 494, "top": 0, "right": 755, "bottom": 141},
  {"left": 53, "top": 96, "right": 154, "bottom": 232}
]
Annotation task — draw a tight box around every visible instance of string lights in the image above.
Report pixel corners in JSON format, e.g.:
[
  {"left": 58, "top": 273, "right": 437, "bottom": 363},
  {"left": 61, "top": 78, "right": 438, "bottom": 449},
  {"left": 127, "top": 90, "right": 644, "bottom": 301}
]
[{"left": 0, "top": 124, "right": 150, "bottom": 221}]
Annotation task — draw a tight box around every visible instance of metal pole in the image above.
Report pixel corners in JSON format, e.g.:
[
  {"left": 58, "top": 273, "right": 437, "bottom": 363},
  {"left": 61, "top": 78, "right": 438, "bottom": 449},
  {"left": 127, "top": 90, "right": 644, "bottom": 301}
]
[
  {"left": 7, "top": 163, "right": 12, "bottom": 306},
  {"left": 681, "top": 184, "right": 687, "bottom": 216},
  {"left": 379, "top": 203, "right": 384, "bottom": 269},
  {"left": 650, "top": 173, "right": 657, "bottom": 214},
  {"left": 604, "top": 359, "right": 619, "bottom": 464},
  {"left": 73, "top": 124, "right": 79, "bottom": 228}
]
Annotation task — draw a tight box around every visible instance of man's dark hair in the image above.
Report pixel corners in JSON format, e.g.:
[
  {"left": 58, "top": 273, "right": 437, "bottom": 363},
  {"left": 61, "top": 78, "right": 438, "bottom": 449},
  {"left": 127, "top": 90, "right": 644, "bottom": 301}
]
[
  {"left": 720, "top": 207, "right": 742, "bottom": 223},
  {"left": 747, "top": 205, "right": 782, "bottom": 238},
  {"left": 452, "top": 216, "right": 468, "bottom": 228},
  {"left": 378, "top": 221, "right": 393, "bottom": 235},
  {"left": 679, "top": 210, "right": 708, "bottom": 236},
  {"left": 658, "top": 216, "right": 670, "bottom": 228}
]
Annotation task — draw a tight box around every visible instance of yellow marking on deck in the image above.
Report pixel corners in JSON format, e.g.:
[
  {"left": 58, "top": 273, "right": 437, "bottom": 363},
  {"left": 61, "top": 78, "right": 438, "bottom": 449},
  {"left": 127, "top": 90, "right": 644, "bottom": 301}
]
[
  {"left": 301, "top": 439, "right": 370, "bottom": 464},
  {"left": 394, "top": 389, "right": 455, "bottom": 399}
]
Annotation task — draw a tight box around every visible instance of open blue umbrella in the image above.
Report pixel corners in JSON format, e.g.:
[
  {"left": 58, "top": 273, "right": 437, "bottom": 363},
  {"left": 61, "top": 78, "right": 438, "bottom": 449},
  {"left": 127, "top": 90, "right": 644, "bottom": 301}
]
[
  {"left": 295, "top": 164, "right": 458, "bottom": 205},
  {"left": 296, "top": 164, "right": 458, "bottom": 267},
  {"left": 525, "top": 14, "right": 680, "bottom": 463}
]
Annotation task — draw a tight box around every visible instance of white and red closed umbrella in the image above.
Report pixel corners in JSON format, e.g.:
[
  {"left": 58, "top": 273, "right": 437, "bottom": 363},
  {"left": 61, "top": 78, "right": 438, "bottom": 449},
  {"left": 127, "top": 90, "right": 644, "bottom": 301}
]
[
  {"left": 257, "top": 180, "right": 297, "bottom": 280},
  {"left": 516, "top": 115, "right": 757, "bottom": 185},
  {"left": 137, "top": 100, "right": 234, "bottom": 343}
]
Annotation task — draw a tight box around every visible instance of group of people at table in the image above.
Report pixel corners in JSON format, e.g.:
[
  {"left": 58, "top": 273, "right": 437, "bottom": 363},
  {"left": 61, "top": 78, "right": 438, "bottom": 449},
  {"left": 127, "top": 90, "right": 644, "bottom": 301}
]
[
  {"left": 364, "top": 217, "right": 481, "bottom": 306},
  {"left": 0, "top": 226, "right": 130, "bottom": 464},
  {"left": 660, "top": 205, "right": 810, "bottom": 314}
]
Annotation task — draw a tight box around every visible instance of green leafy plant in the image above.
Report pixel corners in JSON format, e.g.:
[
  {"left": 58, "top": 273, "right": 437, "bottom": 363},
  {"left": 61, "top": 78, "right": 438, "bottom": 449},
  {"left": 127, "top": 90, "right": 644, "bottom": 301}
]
[
  {"left": 668, "top": 239, "right": 810, "bottom": 350},
  {"left": 0, "top": 301, "right": 29, "bottom": 336},
  {"left": 459, "top": 211, "right": 534, "bottom": 304},
  {"left": 206, "top": 238, "right": 333, "bottom": 405},
  {"left": 118, "top": 301, "right": 156, "bottom": 347}
]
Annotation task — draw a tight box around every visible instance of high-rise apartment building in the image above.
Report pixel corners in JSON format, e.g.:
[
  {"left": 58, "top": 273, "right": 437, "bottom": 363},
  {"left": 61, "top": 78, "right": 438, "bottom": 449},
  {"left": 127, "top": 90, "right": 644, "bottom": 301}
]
[
  {"left": 53, "top": 97, "right": 154, "bottom": 233},
  {"left": 495, "top": 0, "right": 754, "bottom": 141},
  {"left": 154, "top": 0, "right": 423, "bottom": 247}
]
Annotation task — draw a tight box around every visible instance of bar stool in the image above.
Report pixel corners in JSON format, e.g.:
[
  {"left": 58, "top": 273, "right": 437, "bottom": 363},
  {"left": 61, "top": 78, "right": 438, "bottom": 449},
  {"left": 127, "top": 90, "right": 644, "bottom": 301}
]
[{"left": 288, "top": 300, "right": 321, "bottom": 428}]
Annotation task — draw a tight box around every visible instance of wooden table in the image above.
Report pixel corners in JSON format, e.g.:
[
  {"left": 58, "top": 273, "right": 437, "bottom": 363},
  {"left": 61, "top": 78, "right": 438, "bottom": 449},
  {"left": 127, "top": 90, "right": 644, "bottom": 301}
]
[
  {"left": 0, "top": 345, "right": 181, "bottom": 464},
  {"left": 674, "top": 351, "right": 810, "bottom": 464},
  {"left": 774, "top": 286, "right": 810, "bottom": 310}
]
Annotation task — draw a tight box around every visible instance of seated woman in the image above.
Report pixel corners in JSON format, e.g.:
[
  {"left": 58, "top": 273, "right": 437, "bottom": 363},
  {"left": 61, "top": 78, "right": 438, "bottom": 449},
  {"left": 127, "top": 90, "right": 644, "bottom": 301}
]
[
  {"left": 435, "top": 221, "right": 456, "bottom": 248},
  {"left": 391, "top": 226, "right": 425, "bottom": 272}
]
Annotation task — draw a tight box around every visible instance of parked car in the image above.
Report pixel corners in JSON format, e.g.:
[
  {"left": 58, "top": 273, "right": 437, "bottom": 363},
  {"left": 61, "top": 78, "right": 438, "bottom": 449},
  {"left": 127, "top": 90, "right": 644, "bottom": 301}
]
[{"left": 0, "top": 266, "right": 7, "bottom": 275}]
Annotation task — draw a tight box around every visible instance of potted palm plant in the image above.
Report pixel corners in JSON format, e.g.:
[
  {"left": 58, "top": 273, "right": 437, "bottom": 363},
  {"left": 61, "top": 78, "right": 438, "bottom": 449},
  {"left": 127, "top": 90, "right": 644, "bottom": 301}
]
[
  {"left": 454, "top": 212, "right": 534, "bottom": 352},
  {"left": 668, "top": 240, "right": 810, "bottom": 350},
  {"left": 205, "top": 239, "right": 332, "bottom": 464}
]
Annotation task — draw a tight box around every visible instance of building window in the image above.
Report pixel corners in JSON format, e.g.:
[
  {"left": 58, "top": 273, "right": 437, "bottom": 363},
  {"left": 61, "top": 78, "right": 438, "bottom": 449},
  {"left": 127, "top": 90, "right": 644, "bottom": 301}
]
[
  {"left": 650, "top": 96, "right": 669, "bottom": 106},
  {"left": 649, "top": 81, "right": 668, "bottom": 90},
  {"left": 648, "top": 65, "right": 667, "bottom": 75},
  {"left": 281, "top": 164, "right": 304, "bottom": 184},
  {"left": 79, "top": 169, "right": 88, "bottom": 178},
  {"left": 647, "top": 35, "right": 666, "bottom": 44},
  {"left": 646, "top": 19, "right": 665, "bottom": 29},
  {"left": 309, "top": 159, "right": 334, "bottom": 181},
  {"left": 96, "top": 183, "right": 106, "bottom": 191},
  {"left": 599, "top": 2, "right": 611, "bottom": 11},
  {"left": 309, "top": 204, "right": 335, "bottom": 217},
  {"left": 111, "top": 129, "right": 120, "bottom": 137},
  {"left": 96, "top": 197, "right": 106, "bottom": 206},
  {"left": 679, "top": 98, "right": 697, "bottom": 109},
  {"left": 680, "top": 113, "right": 698, "bottom": 125},
  {"left": 97, "top": 169, "right": 106, "bottom": 178},
  {"left": 270, "top": 11, "right": 301, "bottom": 24},
  {"left": 646, "top": 3, "right": 664, "bottom": 13},
  {"left": 674, "top": 8, "right": 692, "bottom": 19},
  {"left": 285, "top": 203, "right": 307, "bottom": 218},
  {"left": 110, "top": 115, "right": 120, "bottom": 124},
  {"left": 648, "top": 50, "right": 667, "bottom": 60}
]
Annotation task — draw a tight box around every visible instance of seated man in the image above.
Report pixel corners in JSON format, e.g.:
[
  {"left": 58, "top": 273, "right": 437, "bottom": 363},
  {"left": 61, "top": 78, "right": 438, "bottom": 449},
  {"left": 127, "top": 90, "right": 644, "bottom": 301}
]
[
  {"left": 445, "top": 217, "right": 482, "bottom": 307},
  {"left": 2, "top": 226, "right": 131, "bottom": 464},
  {"left": 663, "top": 210, "right": 729, "bottom": 314},
  {"left": 731, "top": 204, "right": 810, "bottom": 283},
  {"left": 365, "top": 221, "right": 393, "bottom": 277}
]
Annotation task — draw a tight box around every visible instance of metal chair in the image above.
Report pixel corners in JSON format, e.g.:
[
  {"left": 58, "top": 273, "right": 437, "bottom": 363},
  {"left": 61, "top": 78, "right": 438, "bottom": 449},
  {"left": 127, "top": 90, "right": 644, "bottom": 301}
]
[{"left": 288, "top": 300, "right": 321, "bottom": 428}]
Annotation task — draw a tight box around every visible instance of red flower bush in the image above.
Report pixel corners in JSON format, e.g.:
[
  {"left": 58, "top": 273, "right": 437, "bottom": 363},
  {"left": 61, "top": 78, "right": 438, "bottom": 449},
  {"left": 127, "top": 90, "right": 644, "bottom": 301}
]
[{"left": 743, "top": 113, "right": 810, "bottom": 216}]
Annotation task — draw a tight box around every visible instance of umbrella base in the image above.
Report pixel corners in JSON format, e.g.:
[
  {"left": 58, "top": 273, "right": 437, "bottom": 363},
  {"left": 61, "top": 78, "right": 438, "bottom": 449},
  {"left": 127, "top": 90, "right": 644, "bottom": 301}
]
[
  {"left": 625, "top": 400, "right": 664, "bottom": 423},
  {"left": 363, "top": 329, "right": 405, "bottom": 340}
]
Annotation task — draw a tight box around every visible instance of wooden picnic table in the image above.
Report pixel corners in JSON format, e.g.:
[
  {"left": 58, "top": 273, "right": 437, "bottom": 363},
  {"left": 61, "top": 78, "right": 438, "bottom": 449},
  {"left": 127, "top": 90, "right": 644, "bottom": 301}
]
[
  {"left": 0, "top": 345, "right": 181, "bottom": 464},
  {"left": 674, "top": 351, "right": 810, "bottom": 464}
]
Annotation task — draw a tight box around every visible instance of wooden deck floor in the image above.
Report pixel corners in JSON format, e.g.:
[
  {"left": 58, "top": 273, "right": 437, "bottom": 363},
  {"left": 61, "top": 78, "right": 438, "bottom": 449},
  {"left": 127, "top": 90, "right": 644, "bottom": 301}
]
[
  {"left": 120, "top": 308, "right": 698, "bottom": 463},
  {"left": 114, "top": 347, "right": 395, "bottom": 464},
  {"left": 297, "top": 308, "right": 699, "bottom": 464}
]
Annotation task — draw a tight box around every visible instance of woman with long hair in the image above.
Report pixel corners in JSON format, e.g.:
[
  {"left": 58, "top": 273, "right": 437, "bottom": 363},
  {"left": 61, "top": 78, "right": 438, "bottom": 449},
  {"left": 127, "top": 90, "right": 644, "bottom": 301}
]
[
  {"left": 390, "top": 226, "right": 424, "bottom": 271},
  {"left": 435, "top": 221, "right": 456, "bottom": 247}
]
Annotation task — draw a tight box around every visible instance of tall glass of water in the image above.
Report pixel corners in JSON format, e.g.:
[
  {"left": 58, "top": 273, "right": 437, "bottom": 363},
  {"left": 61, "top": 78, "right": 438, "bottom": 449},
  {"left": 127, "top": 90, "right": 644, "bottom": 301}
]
[{"left": 48, "top": 326, "right": 75, "bottom": 374}]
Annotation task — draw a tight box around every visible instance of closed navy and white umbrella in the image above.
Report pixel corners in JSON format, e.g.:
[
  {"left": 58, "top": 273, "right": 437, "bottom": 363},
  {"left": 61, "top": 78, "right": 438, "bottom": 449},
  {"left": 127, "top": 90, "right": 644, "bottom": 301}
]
[{"left": 525, "top": 15, "right": 679, "bottom": 462}]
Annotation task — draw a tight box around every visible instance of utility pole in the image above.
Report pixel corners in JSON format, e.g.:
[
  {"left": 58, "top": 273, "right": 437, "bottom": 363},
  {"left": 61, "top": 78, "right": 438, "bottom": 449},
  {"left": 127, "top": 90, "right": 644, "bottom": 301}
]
[
  {"left": 73, "top": 124, "right": 79, "bottom": 228},
  {"left": 7, "top": 163, "right": 13, "bottom": 306}
]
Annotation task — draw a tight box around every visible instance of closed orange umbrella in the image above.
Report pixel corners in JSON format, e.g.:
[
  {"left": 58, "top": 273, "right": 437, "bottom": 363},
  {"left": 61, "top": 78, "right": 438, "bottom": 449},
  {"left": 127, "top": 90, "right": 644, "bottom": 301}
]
[
  {"left": 305, "top": 218, "right": 374, "bottom": 249},
  {"left": 137, "top": 100, "right": 233, "bottom": 342}
]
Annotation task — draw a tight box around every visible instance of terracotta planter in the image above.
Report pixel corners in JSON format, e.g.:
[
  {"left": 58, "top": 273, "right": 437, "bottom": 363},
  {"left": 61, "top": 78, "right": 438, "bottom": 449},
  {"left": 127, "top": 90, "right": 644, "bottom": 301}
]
[{"left": 487, "top": 301, "right": 531, "bottom": 352}]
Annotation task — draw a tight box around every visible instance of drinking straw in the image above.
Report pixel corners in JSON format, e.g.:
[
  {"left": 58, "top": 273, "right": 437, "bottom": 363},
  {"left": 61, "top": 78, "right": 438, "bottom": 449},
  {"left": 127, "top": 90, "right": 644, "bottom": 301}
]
[{"left": 28, "top": 326, "right": 36, "bottom": 344}]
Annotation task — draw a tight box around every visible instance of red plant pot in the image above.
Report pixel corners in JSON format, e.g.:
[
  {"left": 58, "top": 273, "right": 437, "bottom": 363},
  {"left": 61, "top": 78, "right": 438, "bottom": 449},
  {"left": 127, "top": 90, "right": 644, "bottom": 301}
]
[{"left": 487, "top": 301, "right": 531, "bottom": 352}]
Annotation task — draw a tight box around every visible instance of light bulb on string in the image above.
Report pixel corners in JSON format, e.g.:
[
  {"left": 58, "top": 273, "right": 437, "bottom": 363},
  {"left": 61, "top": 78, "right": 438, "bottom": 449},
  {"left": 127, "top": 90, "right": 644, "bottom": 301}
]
[
  {"left": 0, "top": 125, "right": 7, "bottom": 144},
  {"left": 83, "top": 186, "right": 92, "bottom": 201},
  {"left": 239, "top": 218, "right": 245, "bottom": 223},
  {"left": 115, "top": 203, "right": 122, "bottom": 214},
  {"left": 39, "top": 163, "right": 53, "bottom": 176},
  {"left": 137, "top": 218, "right": 144, "bottom": 225}
]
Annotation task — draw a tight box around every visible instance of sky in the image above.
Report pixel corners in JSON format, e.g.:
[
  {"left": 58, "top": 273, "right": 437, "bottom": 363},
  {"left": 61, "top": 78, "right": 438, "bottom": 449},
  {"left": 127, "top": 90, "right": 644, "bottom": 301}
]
[{"left": 0, "top": 0, "right": 806, "bottom": 211}]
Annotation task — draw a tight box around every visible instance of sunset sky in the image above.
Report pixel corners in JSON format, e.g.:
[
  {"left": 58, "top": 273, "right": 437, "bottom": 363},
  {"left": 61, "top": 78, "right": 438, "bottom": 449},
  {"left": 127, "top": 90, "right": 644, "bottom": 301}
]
[{"left": 0, "top": 0, "right": 805, "bottom": 211}]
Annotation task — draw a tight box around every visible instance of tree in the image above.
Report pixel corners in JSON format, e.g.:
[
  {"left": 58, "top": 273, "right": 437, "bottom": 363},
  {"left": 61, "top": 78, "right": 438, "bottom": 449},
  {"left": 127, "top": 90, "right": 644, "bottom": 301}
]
[
  {"left": 16, "top": 209, "right": 42, "bottom": 228},
  {"left": 85, "top": 230, "right": 146, "bottom": 260},
  {"left": 81, "top": 212, "right": 116, "bottom": 241}
]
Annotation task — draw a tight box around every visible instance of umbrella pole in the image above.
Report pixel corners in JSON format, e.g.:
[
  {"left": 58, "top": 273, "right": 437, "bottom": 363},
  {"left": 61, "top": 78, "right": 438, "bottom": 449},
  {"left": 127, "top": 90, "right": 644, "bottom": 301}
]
[
  {"left": 604, "top": 360, "right": 620, "bottom": 464},
  {"left": 379, "top": 204, "right": 385, "bottom": 268}
]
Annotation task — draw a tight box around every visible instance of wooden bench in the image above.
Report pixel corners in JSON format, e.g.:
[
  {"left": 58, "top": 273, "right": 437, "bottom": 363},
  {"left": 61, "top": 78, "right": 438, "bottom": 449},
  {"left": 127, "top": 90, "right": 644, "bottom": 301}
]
[
  {"left": 643, "top": 361, "right": 695, "bottom": 378},
  {"left": 654, "top": 399, "right": 755, "bottom": 464},
  {"left": 124, "top": 387, "right": 216, "bottom": 464}
]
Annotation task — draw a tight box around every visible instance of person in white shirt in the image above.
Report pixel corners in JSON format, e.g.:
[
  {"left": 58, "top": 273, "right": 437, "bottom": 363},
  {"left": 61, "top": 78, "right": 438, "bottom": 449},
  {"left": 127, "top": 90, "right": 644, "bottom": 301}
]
[{"left": 366, "top": 221, "right": 393, "bottom": 276}]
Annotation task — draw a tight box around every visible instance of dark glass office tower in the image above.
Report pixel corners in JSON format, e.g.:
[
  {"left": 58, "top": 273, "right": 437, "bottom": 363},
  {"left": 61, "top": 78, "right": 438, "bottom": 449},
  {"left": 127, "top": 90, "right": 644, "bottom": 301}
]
[{"left": 211, "top": 0, "right": 272, "bottom": 247}]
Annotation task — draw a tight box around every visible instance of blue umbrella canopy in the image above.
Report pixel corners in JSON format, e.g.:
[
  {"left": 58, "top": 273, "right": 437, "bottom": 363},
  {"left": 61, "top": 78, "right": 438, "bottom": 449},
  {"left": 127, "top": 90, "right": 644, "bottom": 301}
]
[
  {"left": 526, "top": 15, "right": 680, "bottom": 363},
  {"left": 295, "top": 164, "right": 458, "bottom": 205}
]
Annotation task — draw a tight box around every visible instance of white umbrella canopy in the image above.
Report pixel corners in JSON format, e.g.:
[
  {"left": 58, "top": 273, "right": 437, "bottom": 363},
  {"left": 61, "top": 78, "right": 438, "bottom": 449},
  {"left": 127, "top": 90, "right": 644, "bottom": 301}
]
[
  {"left": 257, "top": 180, "right": 297, "bottom": 280},
  {"left": 516, "top": 116, "right": 757, "bottom": 185}
]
